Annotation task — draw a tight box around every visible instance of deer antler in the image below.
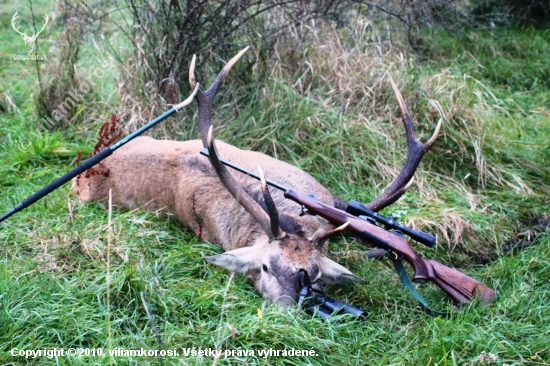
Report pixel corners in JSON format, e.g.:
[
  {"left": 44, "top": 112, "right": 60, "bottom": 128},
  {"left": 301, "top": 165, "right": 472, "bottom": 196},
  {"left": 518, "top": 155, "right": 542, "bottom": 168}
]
[
  {"left": 189, "top": 46, "right": 249, "bottom": 148},
  {"left": 34, "top": 14, "right": 49, "bottom": 37},
  {"left": 193, "top": 48, "right": 283, "bottom": 240},
  {"left": 258, "top": 165, "right": 283, "bottom": 238},
  {"left": 11, "top": 12, "right": 27, "bottom": 37},
  {"left": 11, "top": 12, "right": 48, "bottom": 38},
  {"left": 310, "top": 221, "right": 350, "bottom": 247},
  {"left": 207, "top": 127, "right": 282, "bottom": 240},
  {"left": 366, "top": 74, "right": 442, "bottom": 212}
]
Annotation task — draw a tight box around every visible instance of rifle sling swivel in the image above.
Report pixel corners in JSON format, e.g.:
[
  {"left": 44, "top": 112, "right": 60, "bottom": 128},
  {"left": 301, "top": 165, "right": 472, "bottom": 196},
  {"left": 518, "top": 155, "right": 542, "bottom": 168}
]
[{"left": 384, "top": 250, "right": 453, "bottom": 317}]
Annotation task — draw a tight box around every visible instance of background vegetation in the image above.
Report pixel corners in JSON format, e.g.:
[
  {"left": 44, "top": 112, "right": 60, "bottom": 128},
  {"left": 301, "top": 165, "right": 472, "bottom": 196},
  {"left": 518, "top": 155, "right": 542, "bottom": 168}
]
[{"left": 0, "top": 0, "right": 548, "bottom": 365}]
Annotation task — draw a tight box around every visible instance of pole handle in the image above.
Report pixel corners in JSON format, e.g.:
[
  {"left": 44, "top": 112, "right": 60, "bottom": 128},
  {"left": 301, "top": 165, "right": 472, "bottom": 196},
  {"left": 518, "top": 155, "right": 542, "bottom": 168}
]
[{"left": 0, "top": 148, "right": 112, "bottom": 223}]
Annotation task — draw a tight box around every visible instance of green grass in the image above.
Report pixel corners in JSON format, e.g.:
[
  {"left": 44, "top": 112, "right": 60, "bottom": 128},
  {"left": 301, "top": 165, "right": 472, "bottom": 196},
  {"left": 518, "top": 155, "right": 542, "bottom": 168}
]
[
  {"left": 416, "top": 27, "right": 550, "bottom": 93},
  {"left": 1, "top": 3, "right": 550, "bottom": 366}
]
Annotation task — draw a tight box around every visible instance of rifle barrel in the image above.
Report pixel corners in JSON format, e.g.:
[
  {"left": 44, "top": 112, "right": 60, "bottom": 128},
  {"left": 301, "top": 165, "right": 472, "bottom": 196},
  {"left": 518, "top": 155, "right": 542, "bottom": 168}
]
[
  {"left": 199, "top": 149, "right": 289, "bottom": 191},
  {"left": 201, "top": 149, "right": 435, "bottom": 247}
]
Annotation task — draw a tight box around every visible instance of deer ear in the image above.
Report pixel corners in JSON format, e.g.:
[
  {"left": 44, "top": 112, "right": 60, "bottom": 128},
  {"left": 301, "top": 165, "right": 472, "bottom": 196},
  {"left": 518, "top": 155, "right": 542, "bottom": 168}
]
[
  {"left": 319, "top": 256, "right": 365, "bottom": 285},
  {"left": 203, "top": 246, "right": 260, "bottom": 274}
]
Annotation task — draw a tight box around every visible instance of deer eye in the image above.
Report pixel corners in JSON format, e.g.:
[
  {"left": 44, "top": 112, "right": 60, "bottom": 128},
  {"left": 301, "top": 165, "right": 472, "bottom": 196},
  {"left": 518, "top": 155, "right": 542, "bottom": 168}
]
[{"left": 262, "top": 264, "right": 269, "bottom": 273}]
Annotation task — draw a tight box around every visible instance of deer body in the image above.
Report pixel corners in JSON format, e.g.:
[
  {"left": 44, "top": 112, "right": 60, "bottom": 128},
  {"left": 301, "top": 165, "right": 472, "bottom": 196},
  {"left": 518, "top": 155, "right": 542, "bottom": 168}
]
[
  {"left": 73, "top": 136, "right": 358, "bottom": 305},
  {"left": 72, "top": 48, "right": 440, "bottom": 306},
  {"left": 74, "top": 136, "right": 333, "bottom": 250}
]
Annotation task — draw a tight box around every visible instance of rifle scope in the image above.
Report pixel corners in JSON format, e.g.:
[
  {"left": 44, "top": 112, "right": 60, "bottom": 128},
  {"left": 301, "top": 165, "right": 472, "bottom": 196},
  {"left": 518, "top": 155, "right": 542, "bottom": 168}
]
[{"left": 346, "top": 200, "right": 436, "bottom": 247}]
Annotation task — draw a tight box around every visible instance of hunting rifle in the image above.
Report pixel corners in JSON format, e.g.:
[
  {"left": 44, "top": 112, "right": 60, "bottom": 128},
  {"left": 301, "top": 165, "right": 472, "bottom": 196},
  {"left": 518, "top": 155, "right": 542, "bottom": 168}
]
[{"left": 200, "top": 148, "right": 496, "bottom": 308}]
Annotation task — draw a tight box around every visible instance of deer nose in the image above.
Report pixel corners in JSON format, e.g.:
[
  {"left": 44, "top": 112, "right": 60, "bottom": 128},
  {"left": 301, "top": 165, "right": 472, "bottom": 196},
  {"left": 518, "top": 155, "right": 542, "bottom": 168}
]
[{"left": 295, "top": 269, "right": 310, "bottom": 289}]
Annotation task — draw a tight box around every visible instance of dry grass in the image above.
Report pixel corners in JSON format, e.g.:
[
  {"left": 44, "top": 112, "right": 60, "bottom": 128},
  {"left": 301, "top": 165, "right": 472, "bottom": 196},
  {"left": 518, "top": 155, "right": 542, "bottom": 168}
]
[{"left": 253, "top": 18, "right": 524, "bottom": 250}]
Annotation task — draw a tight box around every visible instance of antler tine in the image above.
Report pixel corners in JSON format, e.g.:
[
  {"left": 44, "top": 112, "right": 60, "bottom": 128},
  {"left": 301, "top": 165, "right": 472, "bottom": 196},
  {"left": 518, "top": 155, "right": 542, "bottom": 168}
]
[
  {"left": 189, "top": 54, "right": 197, "bottom": 90},
  {"left": 190, "top": 47, "right": 250, "bottom": 147},
  {"left": 310, "top": 221, "right": 350, "bottom": 247},
  {"left": 207, "top": 126, "right": 279, "bottom": 240},
  {"left": 366, "top": 74, "right": 442, "bottom": 212},
  {"left": 257, "top": 165, "right": 283, "bottom": 238},
  {"left": 174, "top": 82, "right": 199, "bottom": 110}
]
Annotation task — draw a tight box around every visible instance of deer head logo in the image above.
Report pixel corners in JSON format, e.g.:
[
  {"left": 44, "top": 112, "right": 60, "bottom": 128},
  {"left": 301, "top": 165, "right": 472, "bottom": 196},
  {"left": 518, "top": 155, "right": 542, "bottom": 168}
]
[{"left": 11, "top": 11, "right": 49, "bottom": 54}]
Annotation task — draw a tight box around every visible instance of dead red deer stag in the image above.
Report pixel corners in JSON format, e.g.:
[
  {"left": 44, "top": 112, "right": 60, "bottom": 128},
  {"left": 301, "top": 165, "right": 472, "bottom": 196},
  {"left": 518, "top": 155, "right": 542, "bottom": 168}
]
[{"left": 73, "top": 48, "right": 440, "bottom": 306}]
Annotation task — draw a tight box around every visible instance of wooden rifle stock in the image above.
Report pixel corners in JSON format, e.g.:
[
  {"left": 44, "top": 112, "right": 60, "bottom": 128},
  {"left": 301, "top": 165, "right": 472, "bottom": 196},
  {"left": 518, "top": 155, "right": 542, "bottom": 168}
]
[{"left": 284, "top": 190, "right": 496, "bottom": 306}]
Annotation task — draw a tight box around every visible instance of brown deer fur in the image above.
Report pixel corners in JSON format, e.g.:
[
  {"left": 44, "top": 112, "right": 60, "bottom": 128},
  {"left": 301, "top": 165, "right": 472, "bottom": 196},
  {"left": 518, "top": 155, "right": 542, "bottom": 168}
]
[{"left": 72, "top": 136, "right": 361, "bottom": 306}]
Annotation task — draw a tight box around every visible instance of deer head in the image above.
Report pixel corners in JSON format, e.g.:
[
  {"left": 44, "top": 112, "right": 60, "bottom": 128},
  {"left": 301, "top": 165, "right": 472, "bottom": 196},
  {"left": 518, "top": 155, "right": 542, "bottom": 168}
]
[
  {"left": 188, "top": 48, "right": 441, "bottom": 306},
  {"left": 11, "top": 11, "right": 49, "bottom": 54},
  {"left": 189, "top": 48, "right": 364, "bottom": 305}
]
